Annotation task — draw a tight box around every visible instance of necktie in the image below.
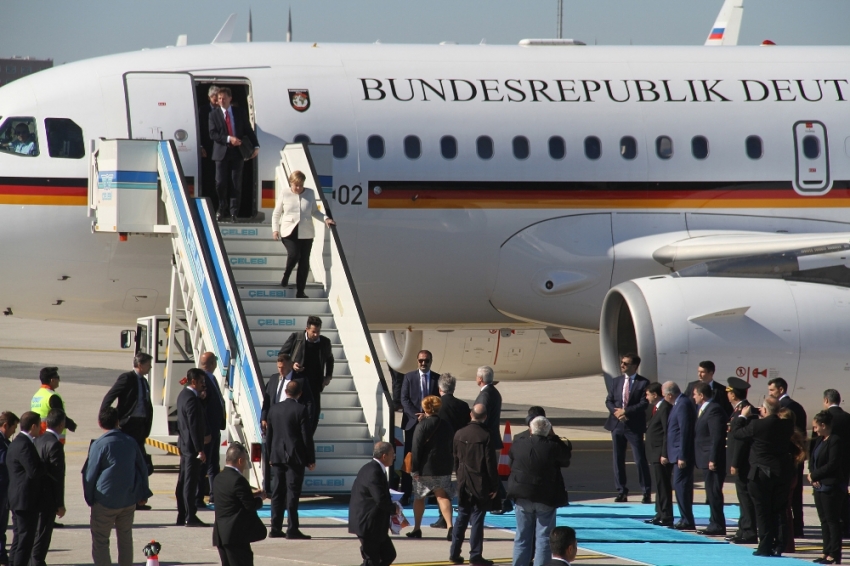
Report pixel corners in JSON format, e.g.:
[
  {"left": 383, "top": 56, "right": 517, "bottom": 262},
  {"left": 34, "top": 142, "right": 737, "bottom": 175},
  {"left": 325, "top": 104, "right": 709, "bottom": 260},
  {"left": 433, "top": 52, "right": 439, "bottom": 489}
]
[
  {"left": 623, "top": 377, "right": 630, "bottom": 406},
  {"left": 421, "top": 373, "right": 428, "bottom": 409},
  {"left": 653, "top": 405, "right": 657, "bottom": 416},
  {"left": 225, "top": 109, "right": 234, "bottom": 137},
  {"left": 277, "top": 377, "right": 285, "bottom": 403}
]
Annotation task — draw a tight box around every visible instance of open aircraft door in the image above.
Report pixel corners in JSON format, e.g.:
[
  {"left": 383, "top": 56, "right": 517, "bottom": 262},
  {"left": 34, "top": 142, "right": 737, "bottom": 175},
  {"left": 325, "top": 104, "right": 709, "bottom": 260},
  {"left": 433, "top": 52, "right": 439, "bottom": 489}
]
[
  {"left": 792, "top": 120, "right": 831, "bottom": 195},
  {"left": 124, "top": 72, "right": 199, "bottom": 194}
]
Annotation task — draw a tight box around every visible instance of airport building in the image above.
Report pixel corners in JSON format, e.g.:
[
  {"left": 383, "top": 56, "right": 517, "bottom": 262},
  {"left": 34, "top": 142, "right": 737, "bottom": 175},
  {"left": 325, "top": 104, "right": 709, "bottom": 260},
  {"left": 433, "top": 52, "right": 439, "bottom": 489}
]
[{"left": 0, "top": 56, "right": 53, "bottom": 86}]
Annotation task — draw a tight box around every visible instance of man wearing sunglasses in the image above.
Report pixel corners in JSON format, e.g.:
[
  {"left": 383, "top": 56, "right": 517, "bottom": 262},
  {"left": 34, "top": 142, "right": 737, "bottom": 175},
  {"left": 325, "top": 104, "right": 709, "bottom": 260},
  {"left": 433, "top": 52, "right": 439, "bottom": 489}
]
[{"left": 400, "top": 351, "right": 441, "bottom": 505}]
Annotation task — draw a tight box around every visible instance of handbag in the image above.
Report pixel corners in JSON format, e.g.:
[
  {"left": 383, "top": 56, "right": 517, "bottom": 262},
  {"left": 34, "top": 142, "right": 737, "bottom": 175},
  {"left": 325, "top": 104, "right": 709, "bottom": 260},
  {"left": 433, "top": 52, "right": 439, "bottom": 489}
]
[{"left": 402, "top": 419, "right": 441, "bottom": 474}]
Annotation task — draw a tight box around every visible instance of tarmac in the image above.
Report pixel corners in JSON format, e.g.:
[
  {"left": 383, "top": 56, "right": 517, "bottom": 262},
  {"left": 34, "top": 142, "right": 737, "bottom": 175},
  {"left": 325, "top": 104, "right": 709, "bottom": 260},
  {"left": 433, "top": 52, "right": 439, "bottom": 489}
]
[{"left": 0, "top": 317, "right": 830, "bottom": 566}]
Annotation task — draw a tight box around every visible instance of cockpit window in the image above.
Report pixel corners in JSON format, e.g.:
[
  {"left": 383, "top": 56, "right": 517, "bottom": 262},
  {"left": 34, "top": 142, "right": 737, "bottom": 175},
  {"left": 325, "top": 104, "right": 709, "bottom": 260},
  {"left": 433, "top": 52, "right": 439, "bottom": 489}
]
[
  {"left": 0, "top": 117, "right": 39, "bottom": 157},
  {"left": 45, "top": 118, "right": 84, "bottom": 159}
]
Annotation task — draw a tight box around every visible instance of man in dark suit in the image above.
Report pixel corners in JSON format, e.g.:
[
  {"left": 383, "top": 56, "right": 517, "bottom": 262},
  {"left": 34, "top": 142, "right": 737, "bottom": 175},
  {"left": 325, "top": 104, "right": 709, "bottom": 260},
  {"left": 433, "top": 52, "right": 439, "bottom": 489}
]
[
  {"left": 198, "top": 85, "right": 219, "bottom": 209},
  {"left": 451, "top": 405, "right": 500, "bottom": 565},
  {"left": 644, "top": 383, "right": 673, "bottom": 527},
  {"left": 604, "top": 353, "right": 651, "bottom": 503},
  {"left": 213, "top": 443, "right": 267, "bottom": 566},
  {"left": 693, "top": 382, "right": 728, "bottom": 536},
  {"left": 267, "top": 380, "right": 315, "bottom": 540},
  {"left": 473, "top": 365, "right": 511, "bottom": 515},
  {"left": 0, "top": 412, "right": 19, "bottom": 566},
  {"left": 101, "top": 352, "right": 154, "bottom": 508},
  {"left": 663, "top": 381, "right": 696, "bottom": 530},
  {"left": 176, "top": 369, "right": 209, "bottom": 527},
  {"left": 725, "top": 377, "right": 758, "bottom": 544},
  {"left": 6, "top": 412, "right": 44, "bottom": 566},
  {"left": 768, "top": 377, "right": 806, "bottom": 537},
  {"left": 31, "top": 409, "right": 65, "bottom": 566},
  {"left": 198, "top": 352, "right": 226, "bottom": 508},
  {"left": 437, "top": 373, "right": 470, "bottom": 434},
  {"left": 349, "top": 442, "right": 397, "bottom": 566},
  {"left": 209, "top": 86, "right": 259, "bottom": 222},
  {"left": 684, "top": 361, "right": 732, "bottom": 417},
  {"left": 546, "top": 526, "right": 577, "bottom": 566},
  {"left": 279, "top": 317, "right": 331, "bottom": 432},
  {"left": 821, "top": 388, "right": 850, "bottom": 536},
  {"left": 400, "top": 350, "right": 440, "bottom": 503},
  {"left": 732, "top": 396, "right": 795, "bottom": 557}
]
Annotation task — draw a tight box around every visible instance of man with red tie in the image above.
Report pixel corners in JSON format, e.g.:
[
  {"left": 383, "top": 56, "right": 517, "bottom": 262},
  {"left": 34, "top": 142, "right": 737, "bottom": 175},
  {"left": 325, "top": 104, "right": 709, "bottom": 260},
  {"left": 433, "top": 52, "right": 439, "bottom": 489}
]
[{"left": 208, "top": 86, "right": 259, "bottom": 223}]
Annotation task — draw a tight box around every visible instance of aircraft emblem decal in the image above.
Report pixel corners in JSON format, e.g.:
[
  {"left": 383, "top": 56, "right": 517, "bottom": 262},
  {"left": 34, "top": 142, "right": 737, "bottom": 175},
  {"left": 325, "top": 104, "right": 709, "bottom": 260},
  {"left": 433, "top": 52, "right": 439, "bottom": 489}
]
[{"left": 289, "top": 89, "right": 310, "bottom": 112}]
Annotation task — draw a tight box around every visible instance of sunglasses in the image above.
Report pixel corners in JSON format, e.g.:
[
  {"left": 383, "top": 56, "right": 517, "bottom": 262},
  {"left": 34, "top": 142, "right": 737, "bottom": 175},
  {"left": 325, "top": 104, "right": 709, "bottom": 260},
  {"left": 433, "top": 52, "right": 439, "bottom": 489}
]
[{"left": 418, "top": 359, "right": 431, "bottom": 364}]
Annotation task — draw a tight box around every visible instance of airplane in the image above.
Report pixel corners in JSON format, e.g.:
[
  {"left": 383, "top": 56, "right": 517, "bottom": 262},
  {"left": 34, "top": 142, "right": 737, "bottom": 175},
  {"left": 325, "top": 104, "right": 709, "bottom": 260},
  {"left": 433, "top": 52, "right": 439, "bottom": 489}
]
[
  {"left": 1, "top": 39, "right": 849, "bottom": 413},
  {"left": 705, "top": 0, "right": 744, "bottom": 46}
]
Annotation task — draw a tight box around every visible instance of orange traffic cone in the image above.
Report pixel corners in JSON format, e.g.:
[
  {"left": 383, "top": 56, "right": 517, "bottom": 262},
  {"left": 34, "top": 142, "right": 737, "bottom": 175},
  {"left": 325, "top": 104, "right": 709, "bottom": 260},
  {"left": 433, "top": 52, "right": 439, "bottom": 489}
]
[
  {"left": 143, "top": 540, "right": 161, "bottom": 566},
  {"left": 498, "top": 421, "right": 512, "bottom": 478}
]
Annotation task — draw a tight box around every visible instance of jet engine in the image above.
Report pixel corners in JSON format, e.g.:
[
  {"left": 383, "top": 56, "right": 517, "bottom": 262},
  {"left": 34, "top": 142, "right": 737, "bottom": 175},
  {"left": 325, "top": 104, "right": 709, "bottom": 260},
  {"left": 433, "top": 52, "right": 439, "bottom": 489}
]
[{"left": 599, "top": 245, "right": 850, "bottom": 411}]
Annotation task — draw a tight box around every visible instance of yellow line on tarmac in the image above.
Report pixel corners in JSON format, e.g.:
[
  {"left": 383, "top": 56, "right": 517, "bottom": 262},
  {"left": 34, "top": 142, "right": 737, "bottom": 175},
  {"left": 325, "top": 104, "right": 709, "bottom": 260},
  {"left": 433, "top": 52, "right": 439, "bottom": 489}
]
[{"left": 146, "top": 438, "right": 181, "bottom": 455}]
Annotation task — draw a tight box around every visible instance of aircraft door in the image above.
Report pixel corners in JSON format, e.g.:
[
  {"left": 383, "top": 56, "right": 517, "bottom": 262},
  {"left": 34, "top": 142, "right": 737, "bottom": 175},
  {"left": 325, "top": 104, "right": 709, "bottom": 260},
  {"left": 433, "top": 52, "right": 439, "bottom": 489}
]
[
  {"left": 792, "top": 120, "right": 831, "bottom": 195},
  {"left": 124, "top": 72, "right": 198, "bottom": 194}
]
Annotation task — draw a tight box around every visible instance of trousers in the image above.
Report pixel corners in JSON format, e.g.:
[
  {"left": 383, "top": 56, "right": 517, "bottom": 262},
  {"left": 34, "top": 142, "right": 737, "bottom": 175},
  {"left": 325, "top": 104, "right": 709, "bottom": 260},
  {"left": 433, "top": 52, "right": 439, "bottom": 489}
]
[
  {"left": 358, "top": 535, "right": 396, "bottom": 566},
  {"left": 650, "top": 462, "right": 674, "bottom": 521},
  {"left": 199, "top": 433, "right": 221, "bottom": 503},
  {"left": 90, "top": 503, "right": 135, "bottom": 566},
  {"left": 215, "top": 150, "right": 245, "bottom": 218},
  {"left": 217, "top": 543, "right": 255, "bottom": 566},
  {"left": 31, "top": 504, "right": 57, "bottom": 566},
  {"left": 270, "top": 463, "right": 306, "bottom": 533},
  {"left": 611, "top": 425, "right": 651, "bottom": 495},
  {"left": 450, "top": 498, "right": 486, "bottom": 560},
  {"left": 702, "top": 467, "right": 727, "bottom": 532},
  {"left": 9, "top": 509, "right": 38, "bottom": 566},
  {"left": 281, "top": 233, "right": 313, "bottom": 294},
  {"left": 0, "top": 480, "right": 8, "bottom": 561},
  {"left": 176, "top": 453, "right": 201, "bottom": 522},
  {"left": 815, "top": 488, "right": 845, "bottom": 561},
  {"left": 513, "top": 499, "right": 557, "bottom": 566},
  {"left": 734, "top": 473, "right": 757, "bottom": 538},
  {"left": 672, "top": 462, "right": 695, "bottom": 526}
]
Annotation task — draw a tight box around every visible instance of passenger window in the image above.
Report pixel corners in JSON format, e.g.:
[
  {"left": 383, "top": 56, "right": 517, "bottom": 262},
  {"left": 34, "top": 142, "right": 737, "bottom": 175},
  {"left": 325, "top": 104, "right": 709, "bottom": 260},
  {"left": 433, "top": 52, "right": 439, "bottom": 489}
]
[
  {"left": 548, "top": 136, "right": 565, "bottom": 160},
  {"left": 45, "top": 118, "right": 84, "bottom": 159},
  {"left": 404, "top": 135, "right": 421, "bottom": 159},
  {"left": 620, "top": 136, "right": 637, "bottom": 160},
  {"left": 0, "top": 117, "right": 39, "bottom": 157},
  {"left": 293, "top": 134, "right": 311, "bottom": 144},
  {"left": 476, "top": 136, "right": 494, "bottom": 160},
  {"left": 441, "top": 136, "right": 457, "bottom": 160},
  {"left": 367, "top": 135, "right": 385, "bottom": 159},
  {"left": 512, "top": 136, "right": 530, "bottom": 160},
  {"left": 802, "top": 135, "right": 820, "bottom": 159},
  {"left": 656, "top": 136, "right": 673, "bottom": 160},
  {"left": 584, "top": 136, "right": 601, "bottom": 160},
  {"left": 331, "top": 134, "right": 348, "bottom": 159},
  {"left": 746, "top": 135, "right": 763, "bottom": 159},
  {"left": 691, "top": 136, "right": 709, "bottom": 160}
]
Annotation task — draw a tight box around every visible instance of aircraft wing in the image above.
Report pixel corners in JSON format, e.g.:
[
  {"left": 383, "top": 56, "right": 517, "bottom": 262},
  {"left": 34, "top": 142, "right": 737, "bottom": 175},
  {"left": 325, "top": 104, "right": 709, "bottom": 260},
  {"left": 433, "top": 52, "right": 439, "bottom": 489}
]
[
  {"left": 653, "top": 231, "right": 850, "bottom": 270},
  {"left": 705, "top": 0, "right": 744, "bottom": 46}
]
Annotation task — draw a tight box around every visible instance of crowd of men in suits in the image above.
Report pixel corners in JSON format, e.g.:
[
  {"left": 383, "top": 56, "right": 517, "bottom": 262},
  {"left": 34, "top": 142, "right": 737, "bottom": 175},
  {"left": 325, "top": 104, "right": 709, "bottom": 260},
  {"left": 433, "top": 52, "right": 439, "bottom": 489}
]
[{"left": 606, "top": 353, "right": 850, "bottom": 560}]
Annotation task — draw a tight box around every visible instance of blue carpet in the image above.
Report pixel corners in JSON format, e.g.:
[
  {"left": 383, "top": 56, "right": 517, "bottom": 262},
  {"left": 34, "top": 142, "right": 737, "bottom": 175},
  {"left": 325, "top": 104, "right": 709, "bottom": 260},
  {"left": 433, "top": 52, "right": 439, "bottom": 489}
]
[{"left": 583, "top": 542, "right": 805, "bottom": 566}]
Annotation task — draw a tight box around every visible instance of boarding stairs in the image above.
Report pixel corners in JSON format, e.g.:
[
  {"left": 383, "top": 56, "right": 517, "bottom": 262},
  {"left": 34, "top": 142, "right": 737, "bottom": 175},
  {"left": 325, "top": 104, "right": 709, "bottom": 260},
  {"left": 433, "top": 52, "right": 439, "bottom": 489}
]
[{"left": 89, "top": 139, "right": 392, "bottom": 493}]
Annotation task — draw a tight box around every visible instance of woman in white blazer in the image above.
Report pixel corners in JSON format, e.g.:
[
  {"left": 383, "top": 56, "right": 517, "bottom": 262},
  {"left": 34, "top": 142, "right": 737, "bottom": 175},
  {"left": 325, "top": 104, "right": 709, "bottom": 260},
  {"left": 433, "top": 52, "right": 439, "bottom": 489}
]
[{"left": 271, "top": 170, "right": 335, "bottom": 297}]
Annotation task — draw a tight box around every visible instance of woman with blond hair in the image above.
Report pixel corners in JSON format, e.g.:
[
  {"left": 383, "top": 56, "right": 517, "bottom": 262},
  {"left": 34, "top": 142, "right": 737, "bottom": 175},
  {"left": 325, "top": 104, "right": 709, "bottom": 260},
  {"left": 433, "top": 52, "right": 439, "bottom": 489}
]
[
  {"left": 271, "top": 170, "right": 334, "bottom": 298},
  {"left": 407, "top": 395, "right": 455, "bottom": 540}
]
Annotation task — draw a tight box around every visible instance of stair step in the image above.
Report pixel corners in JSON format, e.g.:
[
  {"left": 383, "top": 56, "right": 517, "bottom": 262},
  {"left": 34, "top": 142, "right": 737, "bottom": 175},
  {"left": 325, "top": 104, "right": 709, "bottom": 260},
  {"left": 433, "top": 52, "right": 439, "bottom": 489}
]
[
  {"left": 237, "top": 284, "right": 327, "bottom": 301},
  {"left": 324, "top": 376, "right": 355, "bottom": 392},
  {"left": 218, "top": 225, "right": 270, "bottom": 239},
  {"left": 249, "top": 329, "right": 339, "bottom": 345},
  {"left": 245, "top": 315, "right": 335, "bottom": 331},
  {"left": 319, "top": 407, "right": 366, "bottom": 424},
  {"left": 254, "top": 344, "right": 345, "bottom": 363},
  {"left": 314, "top": 423, "right": 371, "bottom": 441},
  {"left": 231, "top": 266, "right": 316, "bottom": 283},
  {"left": 261, "top": 361, "right": 351, "bottom": 379},
  {"left": 302, "top": 475, "right": 358, "bottom": 493},
  {"left": 241, "top": 299, "right": 331, "bottom": 316},
  {"left": 308, "top": 456, "right": 371, "bottom": 475},
  {"left": 313, "top": 440, "right": 374, "bottom": 456},
  {"left": 319, "top": 391, "right": 362, "bottom": 408},
  {"left": 223, "top": 239, "right": 334, "bottom": 255},
  {"left": 228, "top": 254, "right": 290, "bottom": 270}
]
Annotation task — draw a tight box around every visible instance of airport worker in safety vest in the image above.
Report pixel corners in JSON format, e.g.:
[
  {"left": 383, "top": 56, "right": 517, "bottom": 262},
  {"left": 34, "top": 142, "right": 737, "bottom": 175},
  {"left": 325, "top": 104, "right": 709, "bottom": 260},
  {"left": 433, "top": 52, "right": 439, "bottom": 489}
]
[{"left": 31, "top": 367, "right": 77, "bottom": 442}]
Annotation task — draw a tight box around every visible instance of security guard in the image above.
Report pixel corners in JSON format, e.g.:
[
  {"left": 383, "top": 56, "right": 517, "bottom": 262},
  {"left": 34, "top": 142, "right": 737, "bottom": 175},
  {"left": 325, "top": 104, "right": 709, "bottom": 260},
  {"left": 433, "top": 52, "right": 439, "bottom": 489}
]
[
  {"left": 31, "top": 367, "right": 77, "bottom": 442},
  {"left": 725, "top": 376, "right": 757, "bottom": 544}
]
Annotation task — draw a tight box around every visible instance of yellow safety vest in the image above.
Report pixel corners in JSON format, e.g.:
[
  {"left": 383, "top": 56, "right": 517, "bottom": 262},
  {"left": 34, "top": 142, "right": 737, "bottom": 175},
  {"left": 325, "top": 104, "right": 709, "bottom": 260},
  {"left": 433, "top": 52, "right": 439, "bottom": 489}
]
[{"left": 31, "top": 386, "right": 67, "bottom": 441}]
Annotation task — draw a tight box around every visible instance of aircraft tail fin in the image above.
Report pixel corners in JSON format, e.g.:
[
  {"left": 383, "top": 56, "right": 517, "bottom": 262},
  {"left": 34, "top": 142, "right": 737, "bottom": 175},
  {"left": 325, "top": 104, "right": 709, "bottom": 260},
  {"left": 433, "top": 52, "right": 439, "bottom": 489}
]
[
  {"left": 705, "top": 0, "right": 744, "bottom": 46},
  {"left": 212, "top": 13, "right": 238, "bottom": 44},
  {"left": 176, "top": 34, "right": 188, "bottom": 47}
]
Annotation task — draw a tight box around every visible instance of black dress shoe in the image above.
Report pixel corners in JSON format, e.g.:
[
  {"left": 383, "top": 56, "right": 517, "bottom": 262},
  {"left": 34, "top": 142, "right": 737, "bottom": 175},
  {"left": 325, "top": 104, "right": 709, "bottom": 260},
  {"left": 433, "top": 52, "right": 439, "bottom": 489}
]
[
  {"left": 431, "top": 516, "right": 448, "bottom": 529},
  {"left": 136, "top": 503, "right": 152, "bottom": 511},
  {"left": 614, "top": 493, "right": 628, "bottom": 503},
  {"left": 53, "top": 522, "right": 64, "bottom": 528},
  {"left": 650, "top": 518, "right": 673, "bottom": 526},
  {"left": 269, "top": 529, "right": 286, "bottom": 538},
  {"left": 732, "top": 536, "right": 758, "bottom": 544},
  {"left": 296, "top": 292, "right": 309, "bottom": 298},
  {"left": 405, "top": 528, "right": 422, "bottom": 538},
  {"left": 641, "top": 493, "right": 652, "bottom": 504},
  {"left": 489, "top": 509, "right": 505, "bottom": 515},
  {"left": 185, "top": 516, "right": 208, "bottom": 527},
  {"left": 286, "top": 530, "right": 312, "bottom": 540},
  {"left": 673, "top": 523, "right": 695, "bottom": 531},
  {"left": 469, "top": 557, "right": 494, "bottom": 566},
  {"left": 447, "top": 526, "right": 453, "bottom": 541},
  {"left": 176, "top": 516, "right": 185, "bottom": 526},
  {"left": 449, "top": 556, "right": 464, "bottom": 565},
  {"left": 752, "top": 551, "right": 773, "bottom": 557},
  {"left": 698, "top": 528, "right": 727, "bottom": 536},
  {"left": 644, "top": 518, "right": 658, "bottom": 524}
]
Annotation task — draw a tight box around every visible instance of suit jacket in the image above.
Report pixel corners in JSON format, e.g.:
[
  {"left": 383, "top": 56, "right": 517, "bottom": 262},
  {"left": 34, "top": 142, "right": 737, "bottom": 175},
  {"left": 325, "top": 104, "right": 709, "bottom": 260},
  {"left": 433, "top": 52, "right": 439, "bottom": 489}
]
[
  {"left": 507, "top": 434, "right": 571, "bottom": 507},
  {"left": 267, "top": 398, "right": 315, "bottom": 467},
  {"left": 544, "top": 560, "right": 571, "bottom": 566},
  {"left": 271, "top": 187, "right": 327, "bottom": 239},
  {"left": 279, "top": 333, "right": 335, "bottom": 385},
  {"left": 6, "top": 434, "right": 45, "bottom": 511},
  {"left": 667, "top": 396, "right": 696, "bottom": 464},
  {"left": 202, "top": 372, "right": 226, "bottom": 436},
  {"left": 209, "top": 104, "right": 259, "bottom": 161},
  {"left": 694, "top": 402, "right": 727, "bottom": 470},
  {"left": 827, "top": 406, "right": 850, "bottom": 481},
  {"left": 0, "top": 435, "right": 10, "bottom": 486},
  {"left": 199, "top": 103, "right": 216, "bottom": 155},
  {"left": 454, "top": 421, "right": 500, "bottom": 507},
  {"left": 684, "top": 380, "right": 732, "bottom": 417},
  {"left": 101, "top": 370, "right": 154, "bottom": 433},
  {"left": 731, "top": 413, "right": 794, "bottom": 480},
  {"left": 438, "top": 393, "right": 471, "bottom": 434},
  {"left": 809, "top": 434, "right": 843, "bottom": 486},
  {"left": 475, "top": 384, "right": 503, "bottom": 450},
  {"left": 401, "top": 370, "right": 441, "bottom": 431},
  {"left": 348, "top": 460, "right": 394, "bottom": 539},
  {"left": 727, "top": 400, "right": 757, "bottom": 476},
  {"left": 213, "top": 467, "right": 267, "bottom": 546},
  {"left": 35, "top": 431, "right": 65, "bottom": 510},
  {"left": 411, "top": 415, "right": 454, "bottom": 476},
  {"left": 645, "top": 400, "right": 671, "bottom": 464},
  {"left": 177, "top": 387, "right": 206, "bottom": 456},
  {"left": 261, "top": 372, "right": 314, "bottom": 425},
  {"left": 604, "top": 374, "right": 650, "bottom": 433},
  {"left": 779, "top": 395, "right": 807, "bottom": 435}
]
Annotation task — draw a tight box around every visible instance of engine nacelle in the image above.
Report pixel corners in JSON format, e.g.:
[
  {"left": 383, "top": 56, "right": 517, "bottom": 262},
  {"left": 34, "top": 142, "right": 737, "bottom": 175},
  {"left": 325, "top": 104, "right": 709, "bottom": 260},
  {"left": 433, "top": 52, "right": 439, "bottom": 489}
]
[{"left": 600, "top": 275, "right": 850, "bottom": 411}]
